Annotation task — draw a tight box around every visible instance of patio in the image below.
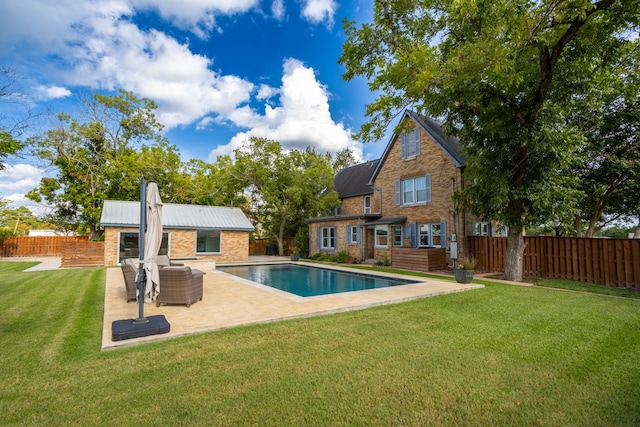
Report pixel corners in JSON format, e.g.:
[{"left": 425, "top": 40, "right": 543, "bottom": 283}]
[{"left": 102, "top": 258, "right": 484, "bottom": 350}]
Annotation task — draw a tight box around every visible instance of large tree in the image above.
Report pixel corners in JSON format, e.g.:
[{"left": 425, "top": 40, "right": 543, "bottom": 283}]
[
  {"left": 234, "top": 138, "right": 340, "bottom": 255},
  {"left": 340, "top": 0, "right": 639, "bottom": 281},
  {"left": 27, "top": 90, "right": 176, "bottom": 238}
]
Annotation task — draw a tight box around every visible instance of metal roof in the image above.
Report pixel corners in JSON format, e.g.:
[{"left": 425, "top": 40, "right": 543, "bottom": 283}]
[{"left": 100, "top": 200, "right": 254, "bottom": 231}]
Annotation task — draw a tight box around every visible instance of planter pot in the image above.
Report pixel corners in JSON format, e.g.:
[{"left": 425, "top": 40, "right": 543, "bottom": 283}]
[
  {"left": 290, "top": 254, "right": 300, "bottom": 261},
  {"left": 454, "top": 269, "right": 474, "bottom": 284}
]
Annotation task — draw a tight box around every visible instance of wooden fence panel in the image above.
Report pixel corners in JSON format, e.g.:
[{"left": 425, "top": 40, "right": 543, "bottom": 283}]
[
  {"left": 61, "top": 241, "right": 105, "bottom": 267},
  {"left": 469, "top": 236, "right": 640, "bottom": 289},
  {"left": 0, "top": 236, "right": 89, "bottom": 257}
]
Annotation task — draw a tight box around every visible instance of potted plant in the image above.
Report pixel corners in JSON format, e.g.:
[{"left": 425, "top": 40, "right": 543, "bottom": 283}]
[
  {"left": 290, "top": 247, "right": 300, "bottom": 261},
  {"left": 454, "top": 257, "right": 476, "bottom": 284}
]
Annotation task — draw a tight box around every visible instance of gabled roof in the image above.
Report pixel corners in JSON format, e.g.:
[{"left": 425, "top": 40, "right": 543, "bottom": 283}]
[
  {"left": 368, "top": 110, "right": 465, "bottom": 185},
  {"left": 333, "top": 159, "right": 380, "bottom": 198},
  {"left": 100, "top": 200, "right": 254, "bottom": 231}
]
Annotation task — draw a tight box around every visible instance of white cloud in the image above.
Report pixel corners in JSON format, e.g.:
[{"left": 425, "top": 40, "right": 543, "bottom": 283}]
[
  {"left": 208, "top": 58, "right": 363, "bottom": 162},
  {"left": 33, "top": 85, "right": 72, "bottom": 101},
  {"left": 271, "top": 0, "right": 285, "bottom": 20},
  {"left": 0, "top": 163, "right": 44, "bottom": 193},
  {"left": 301, "top": 0, "right": 337, "bottom": 26}
]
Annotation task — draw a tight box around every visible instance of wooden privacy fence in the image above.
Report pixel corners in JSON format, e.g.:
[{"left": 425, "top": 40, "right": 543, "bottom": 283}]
[
  {"left": 249, "top": 238, "right": 296, "bottom": 256},
  {"left": 61, "top": 241, "right": 105, "bottom": 267},
  {"left": 0, "top": 236, "right": 89, "bottom": 257},
  {"left": 469, "top": 236, "right": 640, "bottom": 289}
]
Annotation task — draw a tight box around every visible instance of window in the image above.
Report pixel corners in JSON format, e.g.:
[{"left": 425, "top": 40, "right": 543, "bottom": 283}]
[
  {"left": 197, "top": 229, "right": 221, "bottom": 253},
  {"left": 349, "top": 225, "right": 359, "bottom": 244},
  {"left": 472, "top": 222, "right": 491, "bottom": 236},
  {"left": 364, "top": 196, "right": 371, "bottom": 214},
  {"left": 393, "top": 225, "right": 403, "bottom": 246},
  {"left": 375, "top": 225, "right": 388, "bottom": 248},
  {"left": 397, "top": 175, "right": 431, "bottom": 205},
  {"left": 419, "top": 223, "right": 442, "bottom": 247},
  {"left": 401, "top": 128, "right": 420, "bottom": 159},
  {"left": 320, "top": 227, "right": 336, "bottom": 249},
  {"left": 118, "top": 232, "right": 169, "bottom": 263}
]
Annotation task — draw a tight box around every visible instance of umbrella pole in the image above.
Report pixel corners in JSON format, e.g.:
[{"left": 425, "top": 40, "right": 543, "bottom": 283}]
[{"left": 135, "top": 179, "right": 148, "bottom": 324}]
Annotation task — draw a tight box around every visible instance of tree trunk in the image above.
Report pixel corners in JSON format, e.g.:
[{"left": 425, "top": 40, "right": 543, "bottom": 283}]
[
  {"left": 574, "top": 216, "right": 582, "bottom": 237},
  {"left": 634, "top": 218, "right": 640, "bottom": 238},
  {"left": 504, "top": 226, "right": 525, "bottom": 282}
]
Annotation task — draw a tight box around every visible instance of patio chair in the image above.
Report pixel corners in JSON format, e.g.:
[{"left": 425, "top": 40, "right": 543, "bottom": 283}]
[
  {"left": 157, "top": 266, "right": 204, "bottom": 307},
  {"left": 120, "top": 258, "right": 138, "bottom": 302},
  {"left": 156, "top": 255, "right": 184, "bottom": 267}
]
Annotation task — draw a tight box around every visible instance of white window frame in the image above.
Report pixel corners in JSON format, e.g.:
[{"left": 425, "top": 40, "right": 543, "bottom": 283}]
[
  {"left": 364, "top": 196, "right": 371, "bottom": 214},
  {"left": 400, "top": 175, "right": 431, "bottom": 205},
  {"left": 349, "top": 225, "right": 359, "bottom": 244},
  {"left": 472, "top": 222, "right": 491, "bottom": 236},
  {"left": 418, "top": 223, "right": 442, "bottom": 248},
  {"left": 375, "top": 225, "right": 389, "bottom": 248},
  {"left": 321, "top": 227, "right": 337, "bottom": 250},
  {"left": 196, "top": 229, "right": 222, "bottom": 254}
]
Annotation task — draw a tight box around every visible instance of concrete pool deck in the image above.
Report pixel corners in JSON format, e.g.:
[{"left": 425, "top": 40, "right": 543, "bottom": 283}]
[{"left": 102, "top": 259, "right": 484, "bottom": 350}]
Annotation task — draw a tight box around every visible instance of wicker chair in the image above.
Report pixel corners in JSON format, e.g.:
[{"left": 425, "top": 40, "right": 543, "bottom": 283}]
[
  {"left": 156, "top": 255, "right": 184, "bottom": 268},
  {"left": 120, "top": 258, "right": 138, "bottom": 302},
  {"left": 157, "top": 266, "right": 204, "bottom": 307}
]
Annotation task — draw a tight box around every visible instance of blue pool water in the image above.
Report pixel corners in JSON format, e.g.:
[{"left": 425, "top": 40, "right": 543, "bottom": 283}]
[{"left": 218, "top": 264, "right": 418, "bottom": 297}]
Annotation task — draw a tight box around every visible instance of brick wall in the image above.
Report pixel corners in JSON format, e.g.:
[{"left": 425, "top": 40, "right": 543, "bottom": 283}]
[{"left": 103, "top": 226, "right": 249, "bottom": 266}]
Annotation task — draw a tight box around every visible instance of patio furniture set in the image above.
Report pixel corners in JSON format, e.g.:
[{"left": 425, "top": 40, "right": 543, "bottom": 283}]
[{"left": 120, "top": 256, "right": 204, "bottom": 307}]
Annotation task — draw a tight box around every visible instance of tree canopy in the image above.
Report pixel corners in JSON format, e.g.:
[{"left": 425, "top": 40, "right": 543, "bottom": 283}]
[{"left": 340, "top": 0, "right": 640, "bottom": 280}]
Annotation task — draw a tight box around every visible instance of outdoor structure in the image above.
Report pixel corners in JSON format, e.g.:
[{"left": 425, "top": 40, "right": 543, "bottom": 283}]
[
  {"left": 100, "top": 201, "right": 254, "bottom": 266},
  {"left": 307, "top": 110, "right": 493, "bottom": 271}
]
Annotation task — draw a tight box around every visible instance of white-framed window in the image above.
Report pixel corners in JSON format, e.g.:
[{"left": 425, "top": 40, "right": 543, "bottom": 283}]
[
  {"left": 320, "top": 227, "right": 337, "bottom": 249},
  {"left": 375, "top": 225, "right": 388, "bottom": 248},
  {"left": 197, "top": 229, "right": 221, "bottom": 254},
  {"left": 472, "top": 222, "right": 491, "bottom": 236},
  {"left": 419, "top": 223, "right": 442, "bottom": 247},
  {"left": 118, "top": 232, "right": 169, "bottom": 263},
  {"left": 401, "top": 128, "right": 420, "bottom": 159},
  {"left": 397, "top": 175, "right": 431, "bottom": 205},
  {"left": 364, "top": 196, "right": 371, "bottom": 214},
  {"left": 393, "top": 225, "right": 403, "bottom": 247},
  {"left": 349, "top": 225, "right": 359, "bottom": 244}
]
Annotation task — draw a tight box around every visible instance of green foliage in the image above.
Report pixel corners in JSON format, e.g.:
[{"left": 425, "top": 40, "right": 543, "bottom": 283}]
[
  {"left": 234, "top": 138, "right": 340, "bottom": 253},
  {"left": 27, "top": 90, "right": 175, "bottom": 238},
  {"left": 340, "top": 0, "right": 640, "bottom": 280},
  {"left": 311, "top": 249, "right": 351, "bottom": 264},
  {"left": 294, "top": 226, "right": 309, "bottom": 258}
]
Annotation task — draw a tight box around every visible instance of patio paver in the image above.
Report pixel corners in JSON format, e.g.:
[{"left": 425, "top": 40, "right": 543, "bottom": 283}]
[{"left": 102, "top": 260, "right": 483, "bottom": 350}]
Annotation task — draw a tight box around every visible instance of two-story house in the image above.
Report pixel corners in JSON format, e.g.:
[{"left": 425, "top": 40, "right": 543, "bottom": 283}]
[{"left": 307, "top": 110, "right": 487, "bottom": 272}]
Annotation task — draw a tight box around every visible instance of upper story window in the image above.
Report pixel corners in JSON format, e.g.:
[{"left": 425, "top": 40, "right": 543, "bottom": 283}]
[
  {"left": 364, "top": 195, "right": 371, "bottom": 214},
  {"left": 396, "top": 175, "right": 431, "bottom": 205},
  {"left": 401, "top": 128, "right": 420, "bottom": 159}
]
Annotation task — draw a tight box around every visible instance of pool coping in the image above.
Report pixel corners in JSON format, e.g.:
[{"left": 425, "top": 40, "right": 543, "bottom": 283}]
[{"left": 102, "top": 261, "right": 484, "bottom": 350}]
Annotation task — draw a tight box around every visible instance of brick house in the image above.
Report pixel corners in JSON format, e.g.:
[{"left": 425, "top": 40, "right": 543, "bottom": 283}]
[
  {"left": 307, "top": 110, "right": 489, "bottom": 272},
  {"left": 100, "top": 201, "right": 254, "bottom": 266}
]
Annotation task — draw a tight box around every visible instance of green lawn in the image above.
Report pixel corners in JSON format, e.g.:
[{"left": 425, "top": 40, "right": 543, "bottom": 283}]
[{"left": 1, "top": 261, "right": 639, "bottom": 426}]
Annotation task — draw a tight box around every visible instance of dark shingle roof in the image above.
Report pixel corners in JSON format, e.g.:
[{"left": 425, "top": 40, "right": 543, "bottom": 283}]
[
  {"left": 333, "top": 159, "right": 380, "bottom": 198},
  {"left": 368, "top": 110, "right": 465, "bottom": 185}
]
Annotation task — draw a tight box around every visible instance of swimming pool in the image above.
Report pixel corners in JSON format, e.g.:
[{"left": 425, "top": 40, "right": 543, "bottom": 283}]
[{"left": 217, "top": 264, "right": 419, "bottom": 297}]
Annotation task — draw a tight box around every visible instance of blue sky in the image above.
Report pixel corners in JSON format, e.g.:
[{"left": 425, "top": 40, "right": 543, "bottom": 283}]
[{"left": 0, "top": 0, "right": 390, "bottom": 211}]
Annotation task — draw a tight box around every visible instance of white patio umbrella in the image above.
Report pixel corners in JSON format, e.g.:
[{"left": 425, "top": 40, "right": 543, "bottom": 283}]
[{"left": 143, "top": 181, "right": 163, "bottom": 303}]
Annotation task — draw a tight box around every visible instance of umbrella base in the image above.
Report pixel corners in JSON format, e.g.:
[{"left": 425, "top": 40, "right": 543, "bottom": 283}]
[{"left": 112, "top": 315, "right": 170, "bottom": 341}]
